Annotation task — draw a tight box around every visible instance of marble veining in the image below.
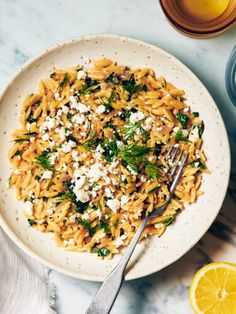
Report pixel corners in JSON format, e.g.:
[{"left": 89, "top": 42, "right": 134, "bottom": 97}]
[{"left": 0, "top": 0, "right": 236, "bottom": 313}]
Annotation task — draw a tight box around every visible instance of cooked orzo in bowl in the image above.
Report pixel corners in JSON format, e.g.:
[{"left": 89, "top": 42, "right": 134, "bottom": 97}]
[{"left": 8, "top": 58, "right": 207, "bottom": 258}]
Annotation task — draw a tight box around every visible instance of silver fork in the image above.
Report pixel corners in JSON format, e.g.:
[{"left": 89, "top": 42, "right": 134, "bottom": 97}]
[{"left": 86, "top": 146, "right": 189, "bottom": 314}]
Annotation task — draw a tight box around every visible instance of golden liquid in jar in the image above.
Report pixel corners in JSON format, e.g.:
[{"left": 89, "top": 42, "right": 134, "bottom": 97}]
[{"left": 177, "top": 0, "right": 230, "bottom": 22}]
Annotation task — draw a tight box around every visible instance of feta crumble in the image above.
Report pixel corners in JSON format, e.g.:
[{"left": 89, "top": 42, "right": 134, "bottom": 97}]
[
  {"left": 129, "top": 111, "right": 145, "bottom": 124},
  {"left": 95, "top": 105, "right": 106, "bottom": 114},
  {"left": 120, "top": 195, "right": 129, "bottom": 206},
  {"left": 77, "top": 70, "right": 86, "bottom": 80},
  {"left": 107, "top": 199, "right": 120, "bottom": 212},
  {"left": 24, "top": 201, "right": 33, "bottom": 216},
  {"left": 41, "top": 171, "right": 53, "bottom": 180}
]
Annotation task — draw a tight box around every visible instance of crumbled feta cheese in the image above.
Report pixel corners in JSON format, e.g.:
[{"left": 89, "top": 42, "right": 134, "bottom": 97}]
[
  {"left": 195, "top": 162, "right": 200, "bottom": 167},
  {"left": 155, "top": 223, "right": 163, "bottom": 229},
  {"left": 72, "top": 114, "right": 85, "bottom": 125},
  {"left": 111, "top": 178, "right": 118, "bottom": 185},
  {"left": 87, "top": 163, "right": 103, "bottom": 182},
  {"left": 61, "top": 105, "right": 69, "bottom": 114},
  {"left": 42, "top": 117, "right": 57, "bottom": 130},
  {"left": 156, "top": 126, "right": 163, "bottom": 131},
  {"left": 181, "top": 129, "right": 189, "bottom": 137},
  {"left": 74, "top": 175, "right": 86, "bottom": 189},
  {"left": 65, "top": 121, "right": 72, "bottom": 128},
  {"left": 77, "top": 102, "right": 90, "bottom": 113},
  {"left": 140, "top": 175, "right": 147, "bottom": 182},
  {"left": 77, "top": 70, "right": 86, "bottom": 80},
  {"left": 57, "top": 109, "right": 63, "bottom": 117},
  {"left": 42, "top": 133, "right": 49, "bottom": 141},
  {"left": 49, "top": 139, "right": 55, "bottom": 147},
  {"left": 107, "top": 199, "right": 120, "bottom": 212},
  {"left": 183, "top": 107, "right": 189, "bottom": 112},
  {"left": 95, "top": 209, "right": 102, "bottom": 219},
  {"left": 61, "top": 140, "right": 76, "bottom": 153},
  {"left": 24, "top": 201, "right": 33, "bottom": 216},
  {"left": 94, "top": 184, "right": 102, "bottom": 191},
  {"left": 188, "top": 126, "right": 199, "bottom": 143},
  {"left": 54, "top": 92, "right": 60, "bottom": 100},
  {"left": 133, "top": 214, "right": 139, "bottom": 220},
  {"left": 95, "top": 105, "right": 106, "bottom": 114},
  {"left": 47, "top": 208, "right": 54, "bottom": 215},
  {"left": 82, "top": 212, "right": 90, "bottom": 221},
  {"left": 142, "top": 116, "right": 154, "bottom": 131},
  {"left": 69, "top": 96, "right": 90, "bottom": 113},
  {"left": 121, "top": 174, "right": 126, "bottom": 181},
  {"left": 41, "top": 171, "right": 53, "bottom": 180},
  {"left": 173, "top": 127, "right": 180, "bottom": 133},
  {"left": 73, "top": 162, "right": 79, "bottom": 170},
  {"left": 58, "top": 128, "right": 66, "bottom": 140},
  {"left": 96, "top": 144, "right": 105, "bottom": 154},
  {"left": 129, "top": 111, "right": 146, "bottom": 124},
  {"left": 91, "top": 190, "right": 97, "bottom": 198},
  {"left": 120, "top": 234, "right": 128, "bottom": 240},
  {"left": 74, "top": 189, "right": 90, "bottom": 203},
  {"left": 62, "top": 163, "right": 68, "bottom": 171},
  {"left": 105, "top": 187, "right": 113, "bottom": 198},
  {"left": 81, "top": 153, "right": 87, "bottom": 159},
  {"left": 72, "top": 150, "right": 79, "bottom": 161},
  {"left": 120, "top": 195, "right": 129, "bottom": 206},
  {"left": 127, "top": 165, "right": 137, "bottom": 176},
  {"left": 98, "top": 232, "right": 106, "bottom": 240},
  {"left": 115, "top": 237, "right": 124, "bottom": 247},
  {"left": 69, "top": 214, "right": 77, "bottom": 223},
  {"left": 49, "top": 154, "right": 57, "bottom": 165}
]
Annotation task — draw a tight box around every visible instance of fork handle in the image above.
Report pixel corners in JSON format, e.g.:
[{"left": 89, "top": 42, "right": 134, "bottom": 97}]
[{"left": 86, "top": 217, "right": 148, "bottom": 314}]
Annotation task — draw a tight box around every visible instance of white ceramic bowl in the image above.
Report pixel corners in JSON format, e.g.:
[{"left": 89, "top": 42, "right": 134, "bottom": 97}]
[{"left": 0, "top": 34, "right": 230, "bottom": 281}]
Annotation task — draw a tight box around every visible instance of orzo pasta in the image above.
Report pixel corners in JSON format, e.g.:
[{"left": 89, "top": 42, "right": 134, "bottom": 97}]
[{"left": 8, "top": 58, "right": 207, "bottom": 258}]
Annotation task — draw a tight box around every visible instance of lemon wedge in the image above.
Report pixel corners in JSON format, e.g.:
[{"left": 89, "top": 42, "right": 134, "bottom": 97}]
[{"left": 189, "top": 262, "right": 236, "bottom": 314}]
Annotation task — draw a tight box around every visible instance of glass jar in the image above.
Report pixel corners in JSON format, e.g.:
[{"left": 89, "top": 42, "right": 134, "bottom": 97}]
[{"left": 160, "top": 0, "right": 236, "bottom": 38}]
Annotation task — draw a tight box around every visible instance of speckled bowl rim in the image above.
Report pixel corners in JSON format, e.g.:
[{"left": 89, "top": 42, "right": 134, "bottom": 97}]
[{"left": 0, "top": 34, "right": 231, "bottom": 282}]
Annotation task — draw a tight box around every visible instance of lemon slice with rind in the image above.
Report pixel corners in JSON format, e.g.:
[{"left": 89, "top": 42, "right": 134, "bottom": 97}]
[{"left": 189, "top": 262, "right": 236, "bottom": 314}]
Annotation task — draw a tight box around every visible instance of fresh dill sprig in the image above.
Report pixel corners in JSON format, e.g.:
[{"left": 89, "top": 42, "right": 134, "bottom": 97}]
[
  {"left": 100, "top": 220, "right": 109, "bottom": 234},
  {"left": 121, "top": 121, "right": 145, "bottom": 140},
  {"left": 81, "top": 78, "right": 100, "bottom": 95},
  {"left": 175, "top": 130, "right": 190, "bottom": 142},
  {"left": 59, "top": 73, "right": 69, "bottom": 88},
  {"left": 77, "top": 218, "right": 95, "bottom": 237},
  {"left": 80, "top": 132, "right": 97, "bottom": 151},
  {"left": 100, "top": 89, "right": 116, "bottom": 112},
  {"left": 122, "top": 74, "right": 147, "bottom": 95},
  {"left": 144, "top": 161, "right": 161, "bottom": 179},
  {"left": 14, "top": 138, "right": 30, "bottom": 143},
  {"left": 36, "top": 149, "right": 55, "bottom": 171},
  {"left": 63, "top": 181, "right": 89, "bottom": 213},
  {"left": 176, "top": 112, "right": 189, "bottom": 128},
  {"left": 119, "top": 142, "right": 151, "bottom": 157}
]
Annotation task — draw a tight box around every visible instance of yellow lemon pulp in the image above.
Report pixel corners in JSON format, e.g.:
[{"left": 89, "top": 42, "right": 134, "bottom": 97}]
[{"left": 189, "top": 262, "right": 236, "bottom": 314}]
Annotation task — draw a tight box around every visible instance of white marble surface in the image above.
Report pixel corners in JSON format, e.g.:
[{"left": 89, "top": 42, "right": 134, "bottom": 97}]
[{"left": 0, "top": 1, "right": 236, "bottom": 313}]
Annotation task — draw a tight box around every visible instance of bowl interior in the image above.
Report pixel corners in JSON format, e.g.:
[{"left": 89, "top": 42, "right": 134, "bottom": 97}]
[{"left": 0, "top": 34, "right": 230, "bottom": 281}]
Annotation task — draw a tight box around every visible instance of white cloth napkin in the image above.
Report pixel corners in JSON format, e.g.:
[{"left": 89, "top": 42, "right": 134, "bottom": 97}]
[{"left": 0, "top": 228, "right": 56, "bottom": 314}]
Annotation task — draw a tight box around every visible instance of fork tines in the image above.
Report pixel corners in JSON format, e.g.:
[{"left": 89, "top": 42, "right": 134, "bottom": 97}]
[{"left": 165, "top": 144, "right": 188, "bottom": 183}]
